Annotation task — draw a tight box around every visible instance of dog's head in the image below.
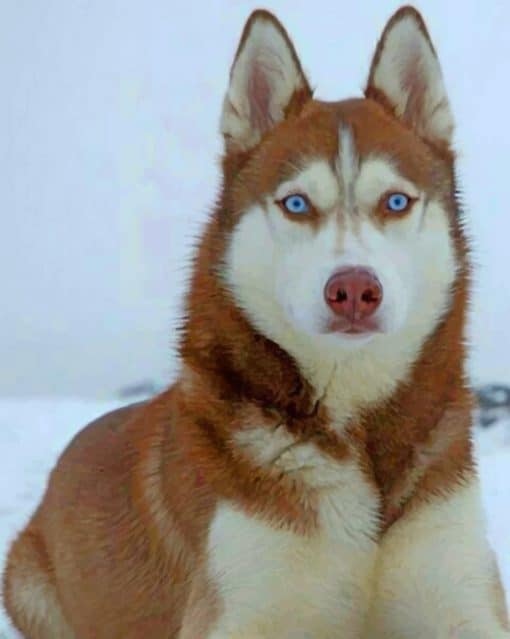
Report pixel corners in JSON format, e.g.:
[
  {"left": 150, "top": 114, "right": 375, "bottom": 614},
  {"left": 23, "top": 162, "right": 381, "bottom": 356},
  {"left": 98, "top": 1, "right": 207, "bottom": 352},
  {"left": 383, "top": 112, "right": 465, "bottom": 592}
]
[{"left": 220, "top": 7, "right": 461, "bottom": 358}]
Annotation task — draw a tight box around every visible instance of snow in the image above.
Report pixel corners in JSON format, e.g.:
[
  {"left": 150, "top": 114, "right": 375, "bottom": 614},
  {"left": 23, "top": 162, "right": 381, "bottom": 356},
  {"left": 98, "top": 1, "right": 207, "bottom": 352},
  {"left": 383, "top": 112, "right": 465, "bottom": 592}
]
[{"left": 0, "top": 400, "right": 509, "bottom": 636}]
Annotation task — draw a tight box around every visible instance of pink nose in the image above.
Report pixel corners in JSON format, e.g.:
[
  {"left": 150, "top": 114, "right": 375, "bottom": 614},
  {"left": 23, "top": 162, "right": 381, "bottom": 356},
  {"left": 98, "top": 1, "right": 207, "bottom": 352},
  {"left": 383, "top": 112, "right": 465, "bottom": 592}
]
[{"left": 324, "top": 267, "right": 383, "bottom": 321}]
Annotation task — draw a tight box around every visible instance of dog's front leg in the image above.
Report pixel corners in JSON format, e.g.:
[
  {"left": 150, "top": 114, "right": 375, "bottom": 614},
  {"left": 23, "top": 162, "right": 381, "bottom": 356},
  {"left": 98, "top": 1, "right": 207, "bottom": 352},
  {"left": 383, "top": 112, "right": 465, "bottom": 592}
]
[
  {"left": 365, "top": 479, "right": 509, "bottom": 639},
  {"left": 178, "top": 497, "right": 376, "bottom": 639}
]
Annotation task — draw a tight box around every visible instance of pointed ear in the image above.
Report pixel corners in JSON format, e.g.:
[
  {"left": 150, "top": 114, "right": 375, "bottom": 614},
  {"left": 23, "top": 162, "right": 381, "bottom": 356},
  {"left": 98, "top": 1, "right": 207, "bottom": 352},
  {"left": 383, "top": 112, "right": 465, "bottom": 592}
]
[
  {"left": 365, "top": 6, "right": 454, "bottom": 147},
  {"left": 221, "top": 10, "right": 312, "bottom": 153}
]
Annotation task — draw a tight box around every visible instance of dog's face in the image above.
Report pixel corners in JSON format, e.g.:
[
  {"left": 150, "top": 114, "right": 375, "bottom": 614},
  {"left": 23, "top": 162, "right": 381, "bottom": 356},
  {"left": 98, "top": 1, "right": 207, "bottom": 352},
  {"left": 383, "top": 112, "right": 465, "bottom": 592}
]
[{"left": 221, "top": 8, "right": 459, "bottom": 355}]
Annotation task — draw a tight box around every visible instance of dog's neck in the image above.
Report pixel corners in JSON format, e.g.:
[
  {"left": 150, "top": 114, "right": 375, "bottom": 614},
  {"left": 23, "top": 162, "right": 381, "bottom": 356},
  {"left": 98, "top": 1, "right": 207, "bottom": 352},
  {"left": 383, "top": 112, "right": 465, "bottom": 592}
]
[{"left": 178, "top": 211, "right": 474, "bottom": 511}]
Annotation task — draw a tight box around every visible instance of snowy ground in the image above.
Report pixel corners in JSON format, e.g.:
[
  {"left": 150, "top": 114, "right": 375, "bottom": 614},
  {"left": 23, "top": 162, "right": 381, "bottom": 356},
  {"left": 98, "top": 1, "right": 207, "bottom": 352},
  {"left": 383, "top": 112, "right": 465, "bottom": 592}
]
[{"left": 0, "top": 399, "right": 509, "bottom": 636}]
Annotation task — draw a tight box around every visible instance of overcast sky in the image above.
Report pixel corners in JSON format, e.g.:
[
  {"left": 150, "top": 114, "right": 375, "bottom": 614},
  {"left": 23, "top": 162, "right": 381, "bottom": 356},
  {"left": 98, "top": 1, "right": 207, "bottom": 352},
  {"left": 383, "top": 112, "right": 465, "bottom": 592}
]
[{"left": 1, "top": 1, "right": 509, "bottom": 396}]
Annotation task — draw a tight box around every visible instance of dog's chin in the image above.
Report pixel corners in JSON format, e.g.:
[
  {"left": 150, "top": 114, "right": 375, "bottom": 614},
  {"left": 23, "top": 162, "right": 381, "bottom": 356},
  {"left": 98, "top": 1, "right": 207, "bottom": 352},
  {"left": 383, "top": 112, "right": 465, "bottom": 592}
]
[
  {"left": 283, "top": 304, "right": 404, "bottom": 350},
  {"left": 285, "top": 312, "right": 380, "bottom": 349},
  {"left": 320, "top": 328, "right": 379, "bottom": 349}
]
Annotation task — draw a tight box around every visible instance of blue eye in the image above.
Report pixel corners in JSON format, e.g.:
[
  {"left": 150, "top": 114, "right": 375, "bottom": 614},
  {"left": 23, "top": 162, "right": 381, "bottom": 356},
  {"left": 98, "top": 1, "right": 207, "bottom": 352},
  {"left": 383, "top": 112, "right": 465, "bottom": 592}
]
[
  {"left": 282, "top": 194, "right": 309, "bottom": 214},
  {"left": 386, "top": 192, "right": 410, "bottom": 212}
]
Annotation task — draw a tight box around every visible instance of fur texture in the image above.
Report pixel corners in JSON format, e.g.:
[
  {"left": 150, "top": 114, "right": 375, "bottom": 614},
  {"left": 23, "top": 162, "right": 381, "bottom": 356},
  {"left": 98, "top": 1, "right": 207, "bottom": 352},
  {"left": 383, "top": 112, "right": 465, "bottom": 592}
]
[{"left": 3, "top": 6, "right": 508, "bottom": 639}]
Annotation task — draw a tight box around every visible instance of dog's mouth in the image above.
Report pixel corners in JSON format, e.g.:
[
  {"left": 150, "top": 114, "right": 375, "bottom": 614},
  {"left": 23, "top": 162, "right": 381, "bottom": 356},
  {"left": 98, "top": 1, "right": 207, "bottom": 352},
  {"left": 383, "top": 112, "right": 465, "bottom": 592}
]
[{"left": 324, "top": 316, "right": 382, "bottom": 337}]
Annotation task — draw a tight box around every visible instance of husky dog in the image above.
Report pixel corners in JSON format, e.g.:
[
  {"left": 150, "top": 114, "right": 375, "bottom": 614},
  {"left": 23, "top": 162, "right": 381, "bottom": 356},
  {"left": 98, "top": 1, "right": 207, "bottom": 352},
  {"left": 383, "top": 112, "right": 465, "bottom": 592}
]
[{"left": 3, "top": 6, "right": 509, "bottom": 638}]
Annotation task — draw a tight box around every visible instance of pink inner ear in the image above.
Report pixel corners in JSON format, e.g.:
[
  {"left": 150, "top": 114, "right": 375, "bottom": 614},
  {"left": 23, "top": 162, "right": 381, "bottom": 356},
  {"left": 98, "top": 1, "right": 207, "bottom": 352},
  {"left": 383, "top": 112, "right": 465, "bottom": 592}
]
[
  {"left": 248, "top": 55, "right": 276, "bottom": 133},
  {"left": 399, "top": 46, "right": 427, "bottom": 129}
]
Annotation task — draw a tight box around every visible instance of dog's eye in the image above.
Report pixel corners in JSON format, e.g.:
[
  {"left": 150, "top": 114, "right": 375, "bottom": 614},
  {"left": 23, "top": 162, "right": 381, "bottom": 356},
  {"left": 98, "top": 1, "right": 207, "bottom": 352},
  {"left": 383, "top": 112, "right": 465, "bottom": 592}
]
[
  {"left": 282, "top": 194, "right": 310, "bottom": 214},
  {"left": 385, "top": 192, "right": 411, "bottom": 213}
]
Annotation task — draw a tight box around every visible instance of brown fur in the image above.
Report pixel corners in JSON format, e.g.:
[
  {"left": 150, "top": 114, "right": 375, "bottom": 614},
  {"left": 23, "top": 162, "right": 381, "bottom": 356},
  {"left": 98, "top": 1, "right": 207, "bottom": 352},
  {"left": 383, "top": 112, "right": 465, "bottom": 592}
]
[
  {"left": 223, "top": 9, "right": 312, "bottom": 155},
  {"left": 2, "top": 7, "right": 501, "bottom": 639},
  {"left": 365, "top": 5, "right": 453, "bottom": 154}
]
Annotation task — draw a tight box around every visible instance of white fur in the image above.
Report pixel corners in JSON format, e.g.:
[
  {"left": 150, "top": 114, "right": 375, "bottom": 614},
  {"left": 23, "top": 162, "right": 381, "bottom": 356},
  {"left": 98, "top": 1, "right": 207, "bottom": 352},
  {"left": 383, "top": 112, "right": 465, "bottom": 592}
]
[
  {"left": 206, "top": 443, "right": 379, "bottom": 638},
  {"left": 221, "top": 14, "right": 307, "bottom": 151},
  {"left": 337, "top": 125, "right": 358, "bottom": 212},
  {"left": 366, "top": 480, "right": 510, "bottom": 638},
  {"left": 223, "top": 153, "right": 457, "bottom": 426},
  {"left": 8, "top": 572, "right": 74, "bottom": 638},
  {"left": 275, "top": 160, "right": 339, "bottom": 212},
  {"left": 370, "top": 12, "right": 454, "bottom": 144},
  {"left": 138, "top": 434, "right": 193, "bottom": 567},
  {"left": 235, "top": 424, "right": 295, "bottom": 467},
  {"left": 355, "top": 157, "right": 419, "bottom": 209}
]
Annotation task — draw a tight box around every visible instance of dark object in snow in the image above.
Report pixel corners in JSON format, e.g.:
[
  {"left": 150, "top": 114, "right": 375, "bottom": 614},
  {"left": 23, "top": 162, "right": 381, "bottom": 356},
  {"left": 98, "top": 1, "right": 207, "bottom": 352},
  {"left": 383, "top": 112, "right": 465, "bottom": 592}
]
[
  {"left": 117, "top": 380, "right": 163, "bottom": 399},
  {"left": 476, "top": 384, "right": 510, "bottom": 428}
]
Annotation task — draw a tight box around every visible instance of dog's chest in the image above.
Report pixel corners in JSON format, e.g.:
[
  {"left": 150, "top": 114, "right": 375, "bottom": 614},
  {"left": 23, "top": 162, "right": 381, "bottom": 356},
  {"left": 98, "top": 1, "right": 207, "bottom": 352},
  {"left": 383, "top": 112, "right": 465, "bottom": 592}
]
[{"left": 206, "top": 442, "right": 380, "bottom": 638}]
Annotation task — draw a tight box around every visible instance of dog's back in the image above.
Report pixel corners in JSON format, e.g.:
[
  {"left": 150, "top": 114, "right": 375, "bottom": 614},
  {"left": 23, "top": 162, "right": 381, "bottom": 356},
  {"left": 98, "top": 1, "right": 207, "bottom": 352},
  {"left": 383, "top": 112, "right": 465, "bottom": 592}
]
[{"left": 3, "top": 397, "right": 212, "bottom": 638}]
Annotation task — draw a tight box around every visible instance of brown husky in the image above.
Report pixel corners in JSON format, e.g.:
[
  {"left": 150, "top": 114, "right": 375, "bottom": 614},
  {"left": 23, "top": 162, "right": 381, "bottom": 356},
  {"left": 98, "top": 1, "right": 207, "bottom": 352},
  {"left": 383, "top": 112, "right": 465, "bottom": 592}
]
[{"left": 3, "top": 6, "right": 509, "bottom": 638}]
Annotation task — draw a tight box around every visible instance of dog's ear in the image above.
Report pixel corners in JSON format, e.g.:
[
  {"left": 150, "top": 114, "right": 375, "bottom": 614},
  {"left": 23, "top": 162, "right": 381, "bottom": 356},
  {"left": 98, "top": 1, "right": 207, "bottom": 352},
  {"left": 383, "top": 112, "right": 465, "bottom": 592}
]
[
  {"left": 221, "top": 10, "right": 312, "bottom": 153},
  {"left": 365, "top": 6, "right": 453, "bottom": 147}
]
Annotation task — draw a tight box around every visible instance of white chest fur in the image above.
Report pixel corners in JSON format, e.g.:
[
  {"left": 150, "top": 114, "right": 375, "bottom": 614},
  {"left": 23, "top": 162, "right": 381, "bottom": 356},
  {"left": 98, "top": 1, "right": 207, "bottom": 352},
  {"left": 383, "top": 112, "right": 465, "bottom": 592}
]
[{"left": 206, "top": 445, "right": 380, "bottom": 639}]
